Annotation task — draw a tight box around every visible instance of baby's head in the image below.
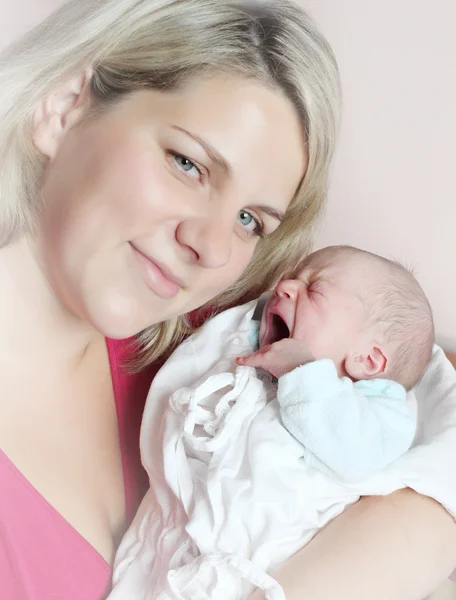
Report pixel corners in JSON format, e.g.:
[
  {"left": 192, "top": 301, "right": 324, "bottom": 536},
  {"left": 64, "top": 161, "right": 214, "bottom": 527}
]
[{"left": 260, "top": 246, "right": 434, "bottom": 389}]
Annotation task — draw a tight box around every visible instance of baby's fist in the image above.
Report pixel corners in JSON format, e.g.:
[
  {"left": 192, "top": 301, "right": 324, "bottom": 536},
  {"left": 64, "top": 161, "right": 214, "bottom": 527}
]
[{"left": 237, "top": 338, "right": 315, "bottom": 379}]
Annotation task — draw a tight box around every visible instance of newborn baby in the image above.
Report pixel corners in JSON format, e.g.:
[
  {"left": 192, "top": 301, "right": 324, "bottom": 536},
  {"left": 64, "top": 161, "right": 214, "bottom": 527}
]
[
  {"left": 238, "top": 245, "right": 434, "bottom": 481},
  {"left": 110, "top": 246, "right": 434, "bottom": 600}
]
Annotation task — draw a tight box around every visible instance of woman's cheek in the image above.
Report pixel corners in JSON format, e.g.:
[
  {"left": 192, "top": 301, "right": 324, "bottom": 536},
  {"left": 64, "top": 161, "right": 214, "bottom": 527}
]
[{"left": 204, "top": 242, "right": 256, "bottom": 299}]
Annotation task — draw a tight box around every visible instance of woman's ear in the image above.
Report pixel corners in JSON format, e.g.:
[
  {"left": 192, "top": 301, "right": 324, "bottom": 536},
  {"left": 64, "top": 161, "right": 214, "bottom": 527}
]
[
  {"left": 32, "top": 68, "right": 92, "bottom": 158},
  {"left": 345, "top": 345, "right": 389, "bottom": 381}
]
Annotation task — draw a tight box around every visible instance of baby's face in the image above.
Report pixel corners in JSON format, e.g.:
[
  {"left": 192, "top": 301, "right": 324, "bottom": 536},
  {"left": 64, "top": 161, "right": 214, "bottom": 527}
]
[{"left": 260, "top": 251, "right": 370, "bottom": 371}]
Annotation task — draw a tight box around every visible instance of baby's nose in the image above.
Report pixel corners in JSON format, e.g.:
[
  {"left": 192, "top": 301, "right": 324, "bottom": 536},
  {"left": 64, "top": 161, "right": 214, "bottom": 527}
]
[{"left": 275, "top": 278, "right": 302, "bottom": 300}]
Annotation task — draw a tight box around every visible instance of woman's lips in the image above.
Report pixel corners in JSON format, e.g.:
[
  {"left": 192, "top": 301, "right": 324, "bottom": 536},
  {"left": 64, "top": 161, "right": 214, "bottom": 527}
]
[{"left": 130, "top": 243, "right": 182, "bottom": 299}]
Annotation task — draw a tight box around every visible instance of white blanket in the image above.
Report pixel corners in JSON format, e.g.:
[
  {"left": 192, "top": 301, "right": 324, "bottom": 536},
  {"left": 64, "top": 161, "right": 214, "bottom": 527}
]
[{"left": 110, "top": 301, "right": 456, "bottom": 600}]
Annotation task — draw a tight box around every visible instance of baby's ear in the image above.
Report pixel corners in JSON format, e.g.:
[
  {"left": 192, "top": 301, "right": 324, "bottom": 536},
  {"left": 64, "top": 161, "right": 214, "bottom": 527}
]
[{"left": 345, "top": 345, "right": 388, "bottom": 381}]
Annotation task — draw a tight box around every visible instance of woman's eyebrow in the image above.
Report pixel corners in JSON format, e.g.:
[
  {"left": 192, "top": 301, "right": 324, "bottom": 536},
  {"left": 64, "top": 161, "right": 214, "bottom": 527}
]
[
  {"left": 253, "top": 205, "right": 285, "bottom": 223},
  {"left": 171, "top": 125, "right": 231, "bottom": 175}
]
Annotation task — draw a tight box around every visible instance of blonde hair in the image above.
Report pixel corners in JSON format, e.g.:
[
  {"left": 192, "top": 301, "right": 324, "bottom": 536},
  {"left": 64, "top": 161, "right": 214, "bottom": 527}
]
[{"left": 0, "top": 0, "right": 341, "bottom": 366}]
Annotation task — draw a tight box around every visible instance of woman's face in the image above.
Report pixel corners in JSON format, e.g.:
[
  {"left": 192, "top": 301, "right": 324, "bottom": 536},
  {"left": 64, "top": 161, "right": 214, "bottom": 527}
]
[{"left": 33, "top": 74, "right": 307, "bottom": 338}]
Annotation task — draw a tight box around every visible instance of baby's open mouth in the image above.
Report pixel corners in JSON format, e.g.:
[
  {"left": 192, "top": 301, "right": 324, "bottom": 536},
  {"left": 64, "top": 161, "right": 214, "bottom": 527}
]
[{"left": 266, "top": 312, "right": 290, "bottom": 344}]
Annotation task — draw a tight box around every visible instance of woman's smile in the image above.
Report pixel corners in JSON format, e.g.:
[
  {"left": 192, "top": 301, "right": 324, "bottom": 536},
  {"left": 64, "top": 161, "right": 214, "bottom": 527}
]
[{"left": 130, "top": 242, "right": 183, "bottom": 299}]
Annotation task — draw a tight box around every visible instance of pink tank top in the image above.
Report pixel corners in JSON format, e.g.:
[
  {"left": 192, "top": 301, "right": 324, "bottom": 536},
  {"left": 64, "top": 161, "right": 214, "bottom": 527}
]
[{"left": 0, "top": 338, "right": 158, "bottom": 600}]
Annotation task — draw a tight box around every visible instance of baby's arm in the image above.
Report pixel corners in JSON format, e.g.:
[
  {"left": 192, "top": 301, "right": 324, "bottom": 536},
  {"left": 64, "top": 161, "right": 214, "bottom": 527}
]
[{"left": 278, "top": 359, "right": 416, "bottom": 482}]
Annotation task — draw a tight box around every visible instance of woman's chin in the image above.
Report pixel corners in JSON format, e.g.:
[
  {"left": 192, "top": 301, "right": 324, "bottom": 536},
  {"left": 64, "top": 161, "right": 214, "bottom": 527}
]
[{"left": 83, "top": 293, "right": 153, "bottom": 340}]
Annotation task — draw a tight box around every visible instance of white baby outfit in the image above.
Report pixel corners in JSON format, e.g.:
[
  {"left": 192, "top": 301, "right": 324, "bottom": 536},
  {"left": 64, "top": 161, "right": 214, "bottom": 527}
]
[
  {"left": 110, "top": 301, "right": 456, "bottom": 600},
  {"left": 276, "top": 359, "right": 414, "bottom": 483}
]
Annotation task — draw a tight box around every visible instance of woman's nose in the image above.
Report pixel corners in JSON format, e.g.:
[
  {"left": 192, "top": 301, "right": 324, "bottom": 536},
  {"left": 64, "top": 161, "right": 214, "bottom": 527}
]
[
  {"left": 275, "top": 278, "right": 302, "bottom": 300},
  {"left": 175, "top": 213, "right": 233, "bottom": 269}
]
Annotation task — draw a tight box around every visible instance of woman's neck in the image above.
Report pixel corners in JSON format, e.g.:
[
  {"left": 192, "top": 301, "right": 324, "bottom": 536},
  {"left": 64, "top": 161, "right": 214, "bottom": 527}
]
[{"left": 0, "top": 236, "right": 104, "bottom": 371}]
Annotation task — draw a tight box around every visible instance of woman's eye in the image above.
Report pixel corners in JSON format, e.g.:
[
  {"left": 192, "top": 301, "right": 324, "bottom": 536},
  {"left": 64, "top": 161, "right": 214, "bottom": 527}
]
[
  {"left": 237, "top": 210, "right": 264, "bottom": 237},
  {"left": 173, "top": 154, "right": 202, "bottom": 180}
]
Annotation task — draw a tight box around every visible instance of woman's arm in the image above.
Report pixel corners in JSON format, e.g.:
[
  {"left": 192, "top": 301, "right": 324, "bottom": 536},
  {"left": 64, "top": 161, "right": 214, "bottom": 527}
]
[
  {"left": 251, "top": 352, "right": 456, "bottom": 600},
  {"left": 447, "top": 352, "right": 456, "bottom": 369},
  {"left": 264, "top": 489, "right": 456, "bottom": 600}
]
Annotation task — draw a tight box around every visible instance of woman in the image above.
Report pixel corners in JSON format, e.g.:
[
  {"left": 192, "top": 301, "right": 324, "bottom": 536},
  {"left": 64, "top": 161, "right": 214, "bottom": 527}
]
[
  {"left": 2, "top": 3, "right": 456, "bottom": 600},
  {"left": 0, "top": 1, "right": 340, "bottom": 599}
]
